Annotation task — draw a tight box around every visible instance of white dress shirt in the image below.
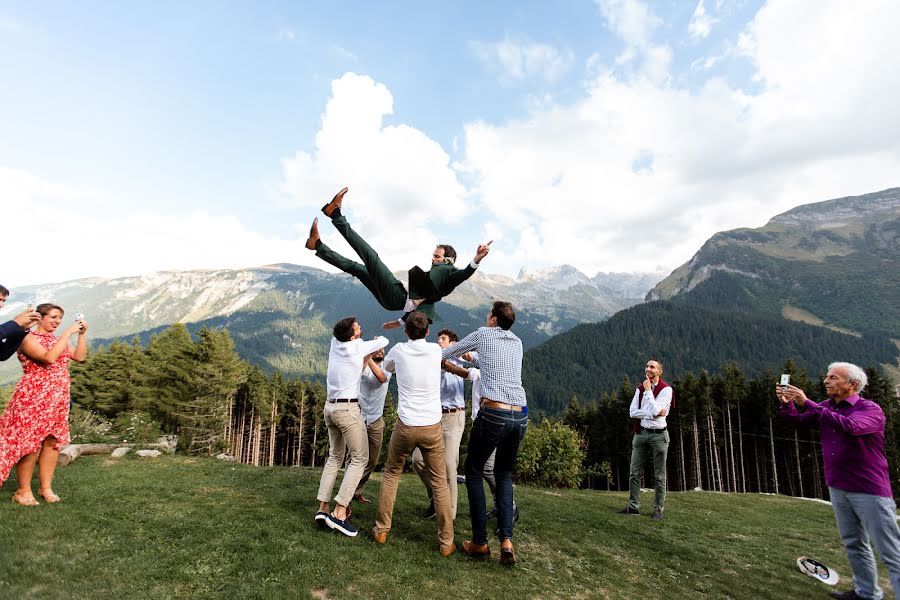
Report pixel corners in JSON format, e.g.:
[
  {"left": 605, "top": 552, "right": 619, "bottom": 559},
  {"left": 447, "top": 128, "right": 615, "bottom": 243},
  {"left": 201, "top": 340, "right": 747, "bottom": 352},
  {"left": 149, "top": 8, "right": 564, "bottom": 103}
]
[
  {"left": 383, "top": 338, "right": 442, "bottom": 426},
  {"left": 326, "top": 336, "right": 389, "bottom": 400},
  {"left": 629, "top": 382, "right": 673, "bottom": 429}
]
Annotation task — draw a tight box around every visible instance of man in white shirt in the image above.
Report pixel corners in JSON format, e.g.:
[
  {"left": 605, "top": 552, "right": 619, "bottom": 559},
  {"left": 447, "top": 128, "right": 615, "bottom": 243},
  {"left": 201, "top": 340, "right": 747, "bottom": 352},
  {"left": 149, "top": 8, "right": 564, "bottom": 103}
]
[
  {"left": 372, "top": 312, "right": 455, "bottom": 557},
  {"left": 352, "top": 346, "right": 392, "bottom": 504},
  {"left": 618, "top": 359, "right": 673, "bottom": 520},
  {"left": 315, "top": 316, "right": 389, "bottom": 537},
  {"left": 412, "top": 328, "right": 466, "bottom": 520}
]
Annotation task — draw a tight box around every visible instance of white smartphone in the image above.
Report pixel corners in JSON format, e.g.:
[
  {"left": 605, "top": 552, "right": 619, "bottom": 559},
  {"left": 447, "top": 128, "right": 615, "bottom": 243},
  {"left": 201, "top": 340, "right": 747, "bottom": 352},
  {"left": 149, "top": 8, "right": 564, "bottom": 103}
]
[
  {"left": 779, "top": 374, "right": 790, "bottom": 388},
  {"left": 75, "top": 313, "right": 85, "bottom": 322}
]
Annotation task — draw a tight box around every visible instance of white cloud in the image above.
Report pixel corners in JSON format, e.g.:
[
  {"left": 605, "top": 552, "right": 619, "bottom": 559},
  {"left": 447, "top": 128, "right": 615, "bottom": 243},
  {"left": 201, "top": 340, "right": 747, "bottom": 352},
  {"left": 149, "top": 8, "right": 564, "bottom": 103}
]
[
  {"left": 688, "top": 0, "right": 717, "bottom": 41},
  {"left": 596, "top": 0, "right": 672, "bottom": 85},
  {"left": 458, "top": 0, "right": 900, "bottom": 275},
  {"left": 596, "top": 0, "right": 661, "bottom": 49},
  {"left": 0, "top": 166, "right": 313, "bottom": 287},
  {"left": 469, "top": 37, "right": 574, "bottom": 82},
  {"left": 276, "top": 72, "right": 468, "bottom": 273}
]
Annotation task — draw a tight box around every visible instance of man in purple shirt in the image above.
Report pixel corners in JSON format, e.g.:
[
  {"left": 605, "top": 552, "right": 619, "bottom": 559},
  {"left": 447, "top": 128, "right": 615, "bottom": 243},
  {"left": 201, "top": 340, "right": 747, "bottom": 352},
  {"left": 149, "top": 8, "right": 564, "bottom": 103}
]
[{"left": 779, "top": 362, "right": 900, "bottom": 600}]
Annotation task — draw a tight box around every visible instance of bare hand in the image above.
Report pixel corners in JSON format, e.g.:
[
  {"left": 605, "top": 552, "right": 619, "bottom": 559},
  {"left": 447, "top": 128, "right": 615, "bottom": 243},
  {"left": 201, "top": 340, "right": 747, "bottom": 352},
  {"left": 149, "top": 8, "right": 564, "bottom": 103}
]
[
  {"left": 780, "top": 384, "right": 808, "bottom": 407},
  {"left": 13, "top": 309, "right": 40, "bottom": 330},
  {"left": 774, "top": 385, "right": 789, "bottom": 404},
  {"left": 474, "top": 240, "right": 493, "bottom": 264},
  {"left": 657, "top": 408, "right": 668, "bottom": 417},
  {"left": 643, "top": 378, "right": 653, "bottom": 392},
  {"left": 382, "top": 320, "right": 402, "bottom": 330}
]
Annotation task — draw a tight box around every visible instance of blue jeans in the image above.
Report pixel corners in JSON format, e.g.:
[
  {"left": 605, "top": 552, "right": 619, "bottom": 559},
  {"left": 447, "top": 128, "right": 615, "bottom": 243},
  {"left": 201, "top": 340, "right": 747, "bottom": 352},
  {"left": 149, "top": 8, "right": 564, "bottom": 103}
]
[
  {"left": 829, "top": 487, "right": 900, "bottom": 600},
  {"left": 465, "top": 407, "right": 528, "bottom": 544}
]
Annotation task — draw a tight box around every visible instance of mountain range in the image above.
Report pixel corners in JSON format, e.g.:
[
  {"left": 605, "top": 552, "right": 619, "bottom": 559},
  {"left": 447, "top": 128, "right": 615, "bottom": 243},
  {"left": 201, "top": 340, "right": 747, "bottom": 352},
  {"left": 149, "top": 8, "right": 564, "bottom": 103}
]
[
  {"left": 0, "top": 264, "right": 660, "bottom": 385},
  {"left": 524, "top": 187, "right": 900, "bottom": 413}
]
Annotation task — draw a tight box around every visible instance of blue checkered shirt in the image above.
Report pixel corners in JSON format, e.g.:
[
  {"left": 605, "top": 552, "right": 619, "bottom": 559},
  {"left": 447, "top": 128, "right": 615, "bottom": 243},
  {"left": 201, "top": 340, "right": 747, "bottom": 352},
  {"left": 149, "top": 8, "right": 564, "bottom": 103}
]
[{"left": 442, "top": 326, "right": 527, "bottom": 407}]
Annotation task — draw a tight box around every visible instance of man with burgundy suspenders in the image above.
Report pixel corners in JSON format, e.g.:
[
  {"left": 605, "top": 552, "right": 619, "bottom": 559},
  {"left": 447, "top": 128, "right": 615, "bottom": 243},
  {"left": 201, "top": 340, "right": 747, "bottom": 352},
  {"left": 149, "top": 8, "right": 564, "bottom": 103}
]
[{"left": 619, "top": 359, "right": 673, "bottom": 520}]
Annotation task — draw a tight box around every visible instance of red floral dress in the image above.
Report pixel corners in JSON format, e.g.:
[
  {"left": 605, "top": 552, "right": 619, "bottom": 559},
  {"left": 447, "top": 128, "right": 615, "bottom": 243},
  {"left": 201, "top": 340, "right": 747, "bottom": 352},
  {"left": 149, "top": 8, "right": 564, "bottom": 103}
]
[{"left": 0, "top": 331, "right": 72, "bottom": 483}]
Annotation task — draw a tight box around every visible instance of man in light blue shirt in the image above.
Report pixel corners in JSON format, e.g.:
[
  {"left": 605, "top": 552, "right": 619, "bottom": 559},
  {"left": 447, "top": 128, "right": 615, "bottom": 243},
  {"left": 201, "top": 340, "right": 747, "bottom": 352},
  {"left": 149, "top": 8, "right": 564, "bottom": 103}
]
[{"left": 353, "top": 346, "right": 392, "bottom": 504}]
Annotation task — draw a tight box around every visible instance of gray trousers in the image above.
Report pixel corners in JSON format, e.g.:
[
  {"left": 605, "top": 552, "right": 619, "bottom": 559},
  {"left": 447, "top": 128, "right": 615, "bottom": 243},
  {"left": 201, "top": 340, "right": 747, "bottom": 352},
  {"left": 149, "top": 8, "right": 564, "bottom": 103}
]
[
  {"left": 627, "top": 429, "right": 669, "bottom": 511},
  {"left": 830, "top": 487, "right": 900, "bottom": 600}
]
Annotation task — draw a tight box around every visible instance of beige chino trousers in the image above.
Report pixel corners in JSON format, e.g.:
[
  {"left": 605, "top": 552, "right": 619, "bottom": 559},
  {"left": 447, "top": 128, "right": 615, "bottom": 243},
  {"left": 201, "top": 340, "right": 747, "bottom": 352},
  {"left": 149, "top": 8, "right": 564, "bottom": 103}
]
[
  {"left": 316, "top": 402, "right": 368, "bottom": 508},
  {"left": 411, "top": 410, "right": 466, "bottom": 519}
]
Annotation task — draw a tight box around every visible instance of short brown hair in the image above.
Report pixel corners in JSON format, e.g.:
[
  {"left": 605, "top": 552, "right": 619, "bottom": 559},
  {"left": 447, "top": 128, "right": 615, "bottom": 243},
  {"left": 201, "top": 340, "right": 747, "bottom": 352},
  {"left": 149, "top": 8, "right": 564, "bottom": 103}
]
[
  {"left": 333, "top": 316, "right": 357, "bottom": 342},
  {"left": 37, "top": 303, "right": 64, "bottom": 317},
  {"left": 648, "top": 359, "right": 664, "bottom": 373},
  {"left": 437, "top": 328, "right": 459, "bottom": 343},
  {"left": 404, "top": 311, "right": 429, "bottom": 340},
  {"left": 490, "top": 301, "right": 515, "bottom": 330}
]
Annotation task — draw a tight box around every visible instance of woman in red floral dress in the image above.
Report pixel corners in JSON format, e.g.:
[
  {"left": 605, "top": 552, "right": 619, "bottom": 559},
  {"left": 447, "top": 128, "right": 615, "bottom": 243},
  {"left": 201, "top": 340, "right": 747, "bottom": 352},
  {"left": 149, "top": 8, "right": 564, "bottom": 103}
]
[{"left": 0, "top": 303, "right": 87, "bottom": 505}]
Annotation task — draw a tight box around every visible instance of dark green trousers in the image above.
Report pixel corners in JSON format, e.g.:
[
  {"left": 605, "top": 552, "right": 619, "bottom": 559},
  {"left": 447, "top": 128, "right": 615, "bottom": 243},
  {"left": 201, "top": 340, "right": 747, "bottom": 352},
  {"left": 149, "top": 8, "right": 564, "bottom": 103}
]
[
  {"left": 627, "top": 429, "right": 669, "bottom": 511},
  {"left": 315, "top": 214, "right": 408, "bottom": 311}
]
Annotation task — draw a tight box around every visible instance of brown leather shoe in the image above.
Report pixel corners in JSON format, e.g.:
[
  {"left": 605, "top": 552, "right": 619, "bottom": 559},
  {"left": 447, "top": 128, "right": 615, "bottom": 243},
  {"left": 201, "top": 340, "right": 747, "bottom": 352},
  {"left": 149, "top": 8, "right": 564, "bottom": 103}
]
[
  {"left": 372, "top": 529, "right": 388, "bottom": 544},
  {"left": 499, "top": 543, "right": 516, "bottom": 566},
  {"left": 462, "top": 540, "right": 490, "bottom": 558},
  {"left": 322, "top": 187, "right": 348, "bottom": 217},
  {"left": 305, "top": 218, "right": 320, "bottom": 250},
  {"left": 352, "top": 493, "right": 371, "bottom": 504},
  {"left": 440, "top": 544, "right": 456, "bottom": 558}
]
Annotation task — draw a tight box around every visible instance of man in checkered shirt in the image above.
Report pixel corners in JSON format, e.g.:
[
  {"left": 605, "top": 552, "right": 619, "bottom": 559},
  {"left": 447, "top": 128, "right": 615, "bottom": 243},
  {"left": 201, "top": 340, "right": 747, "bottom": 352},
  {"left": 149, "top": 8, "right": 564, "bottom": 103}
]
[{"left": 441, "top": 300, "right": 527, "bottom": 566}]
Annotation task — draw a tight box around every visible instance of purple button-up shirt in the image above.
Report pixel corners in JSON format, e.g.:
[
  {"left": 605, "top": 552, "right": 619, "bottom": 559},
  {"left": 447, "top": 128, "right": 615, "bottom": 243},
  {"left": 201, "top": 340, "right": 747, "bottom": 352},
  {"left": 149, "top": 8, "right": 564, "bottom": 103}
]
[{"left": 781, "top": 394, "right": 892, "bottom": 497}]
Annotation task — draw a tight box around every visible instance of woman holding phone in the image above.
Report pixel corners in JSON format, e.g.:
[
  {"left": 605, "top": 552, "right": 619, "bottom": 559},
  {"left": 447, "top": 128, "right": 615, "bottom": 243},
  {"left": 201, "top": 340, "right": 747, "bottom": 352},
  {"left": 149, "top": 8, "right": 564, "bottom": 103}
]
[{"left": 0, "top": 303, "right": 87, "bottom": 505}]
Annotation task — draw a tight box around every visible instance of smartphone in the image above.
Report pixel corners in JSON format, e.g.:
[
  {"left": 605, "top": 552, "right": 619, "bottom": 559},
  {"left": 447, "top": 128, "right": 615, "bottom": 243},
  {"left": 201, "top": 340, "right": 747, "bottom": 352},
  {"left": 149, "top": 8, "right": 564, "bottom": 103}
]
[
  {"left": 779, "top": 374, "right": 790, "bottom": 388},
  {"left": 75, "top": 313, "right": 85, "bottom": 321}
]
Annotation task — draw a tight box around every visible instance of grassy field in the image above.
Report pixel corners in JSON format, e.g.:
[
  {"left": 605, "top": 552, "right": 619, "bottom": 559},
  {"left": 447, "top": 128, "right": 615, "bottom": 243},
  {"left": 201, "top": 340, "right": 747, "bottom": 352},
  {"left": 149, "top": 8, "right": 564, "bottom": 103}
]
[{"left": 0, "top": 455, "right": 891, "bottom": 600}]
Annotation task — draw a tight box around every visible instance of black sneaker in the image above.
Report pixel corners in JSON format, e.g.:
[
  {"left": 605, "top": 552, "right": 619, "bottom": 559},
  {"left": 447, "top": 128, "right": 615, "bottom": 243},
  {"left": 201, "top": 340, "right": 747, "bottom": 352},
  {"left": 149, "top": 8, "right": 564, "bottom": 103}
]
[
  {"left": 513, "top": 503, "right": 520, "bottom": 525},
  {"left": 652, "top": 508, "right": 663, "bottom": 521},
  {"left": 829, "top": 591, "right": 868, "bottom": 600},
  {"left": 486, "top": 507, "right": 497, "bottom": 519},
  {"left": 423, "top": 499, "right": 436, "bottom": 519},
  {"left": 618, "top": 506, "right": 639, "bottom": 515},
  {"left": 326, "top": 514, "right": 358, "bottom": 537},
  {"left": 315, "top": 510, "right": 329, "bottom": 529}
]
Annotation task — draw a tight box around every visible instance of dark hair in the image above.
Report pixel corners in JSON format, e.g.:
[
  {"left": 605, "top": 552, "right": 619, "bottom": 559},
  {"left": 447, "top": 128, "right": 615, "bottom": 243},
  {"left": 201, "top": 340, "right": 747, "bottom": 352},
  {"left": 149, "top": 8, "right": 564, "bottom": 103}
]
[
  {"left": 436, "top": 244, "right": 457, "bottom": 264},
  {"left": 404, "top": 311, "right": 429, "bottom": 340},
  {"left": 648, "top": 359, "right": 664, "bottom": 373},
  {"left": 437, "top": 328, "right": 459, "bottom": 343},
  {"left": 333, "top": 316, "right": 357, "bottom": 342},
  {"left": 37, "top": 303, "right": 64, "bottom": 317},
  {"left": 0, "top": 284, "right": 8, "bottom": 297},
  {"left": 490, "top": 300, "right": 515, "bottom": 330}
]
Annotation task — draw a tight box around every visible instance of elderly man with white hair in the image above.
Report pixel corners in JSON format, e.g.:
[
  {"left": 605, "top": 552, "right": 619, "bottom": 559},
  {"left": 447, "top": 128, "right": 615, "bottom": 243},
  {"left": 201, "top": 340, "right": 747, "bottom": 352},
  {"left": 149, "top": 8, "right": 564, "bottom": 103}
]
[{"left": 779, "top": 362, "right": 900, "bottom": 600}]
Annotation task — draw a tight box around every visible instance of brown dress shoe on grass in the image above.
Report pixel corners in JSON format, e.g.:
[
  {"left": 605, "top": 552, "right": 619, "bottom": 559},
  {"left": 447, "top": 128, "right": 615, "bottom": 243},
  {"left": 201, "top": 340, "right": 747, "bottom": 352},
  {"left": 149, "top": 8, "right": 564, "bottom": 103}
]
[
  {"left": 462, "top": 540, "right": 490, "bottom": 558},
  {"left": 372, "top": 529, "right": 388, "bottom": 544},
  {"left": 499, "top": 544, "right": 516, "bottom": 566},
  {"left": 305, "top": 218, "right": 320, "bottom": 250},
  {"left": 322, "top": 187, "right": 348, "bottom": 217},
  {"left": 440, "top": 544, "right": 456, "bottom": 558}
]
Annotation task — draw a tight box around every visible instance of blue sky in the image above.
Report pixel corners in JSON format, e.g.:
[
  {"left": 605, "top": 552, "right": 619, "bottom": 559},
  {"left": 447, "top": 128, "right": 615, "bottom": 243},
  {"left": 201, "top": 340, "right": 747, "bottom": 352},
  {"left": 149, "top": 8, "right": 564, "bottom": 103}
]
[{"left": 2, "top": 1, "right": 899, "bottom": 288}]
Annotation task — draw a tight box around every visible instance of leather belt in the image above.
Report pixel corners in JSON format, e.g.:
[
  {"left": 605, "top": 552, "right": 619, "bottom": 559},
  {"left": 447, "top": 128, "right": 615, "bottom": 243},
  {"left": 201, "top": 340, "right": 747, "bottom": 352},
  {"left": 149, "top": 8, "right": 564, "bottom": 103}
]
[
  {"left": 442, "top": 407, "right": 464, "bottom": 413},
  {"left": 480, "top": 398, "right": 524, "bottom": 413},
  {"left": 641, "top": 426, "right": 666, "bottom": 433},
  {"left": 328, "top": 398, "right": 358, "bottom": 403}
]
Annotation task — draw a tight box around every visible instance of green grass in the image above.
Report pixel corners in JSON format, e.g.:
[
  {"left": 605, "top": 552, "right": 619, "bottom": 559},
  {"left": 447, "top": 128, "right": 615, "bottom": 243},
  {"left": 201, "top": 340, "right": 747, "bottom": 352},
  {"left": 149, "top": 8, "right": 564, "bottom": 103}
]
[{"left": 0, "top": 455, "right": 892, "bottom": 599}]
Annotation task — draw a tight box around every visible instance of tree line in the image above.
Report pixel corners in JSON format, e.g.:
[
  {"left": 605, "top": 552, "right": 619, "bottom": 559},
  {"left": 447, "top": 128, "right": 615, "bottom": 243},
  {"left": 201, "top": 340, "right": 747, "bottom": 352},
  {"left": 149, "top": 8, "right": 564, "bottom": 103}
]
[
  {"left": 65, "top": 324, "right": 899, "bottom": 499},
  {"left": 559, "top": 360, "right": 900, "bottom": 499}
]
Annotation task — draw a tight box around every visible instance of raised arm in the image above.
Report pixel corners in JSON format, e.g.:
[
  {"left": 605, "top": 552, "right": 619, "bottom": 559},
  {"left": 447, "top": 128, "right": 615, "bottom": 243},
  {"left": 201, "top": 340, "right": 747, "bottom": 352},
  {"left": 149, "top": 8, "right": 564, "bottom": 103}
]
[
  {"left": 367, "top": 356, "right": 389, "bottom": 384},
  {"left": 20, "top": 321, "right": 83, "bottom": 365},
  {"left": 441, "top": 330, "right": 480, "bottom": 360}
]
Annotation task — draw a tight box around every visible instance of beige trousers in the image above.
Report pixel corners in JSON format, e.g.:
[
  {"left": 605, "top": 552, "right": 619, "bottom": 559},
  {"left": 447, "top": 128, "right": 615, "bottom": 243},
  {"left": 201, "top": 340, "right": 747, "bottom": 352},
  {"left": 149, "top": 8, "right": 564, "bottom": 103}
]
[
  {"left": 411, "top": 410, "right": 466, "bottom": 519},
  {"left": 354, "top": 417, "right": 385, "bottom": 496},
  {"left": 316, "top": 402, "right": 368, "bottom": 508}
]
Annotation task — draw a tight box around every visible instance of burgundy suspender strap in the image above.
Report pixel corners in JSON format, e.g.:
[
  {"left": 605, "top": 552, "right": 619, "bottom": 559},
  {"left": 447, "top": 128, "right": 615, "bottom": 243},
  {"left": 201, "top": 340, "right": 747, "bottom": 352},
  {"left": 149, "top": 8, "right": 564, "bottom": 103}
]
[{"left": 631, "top": 379, "right": 670, "bottom": 433}]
